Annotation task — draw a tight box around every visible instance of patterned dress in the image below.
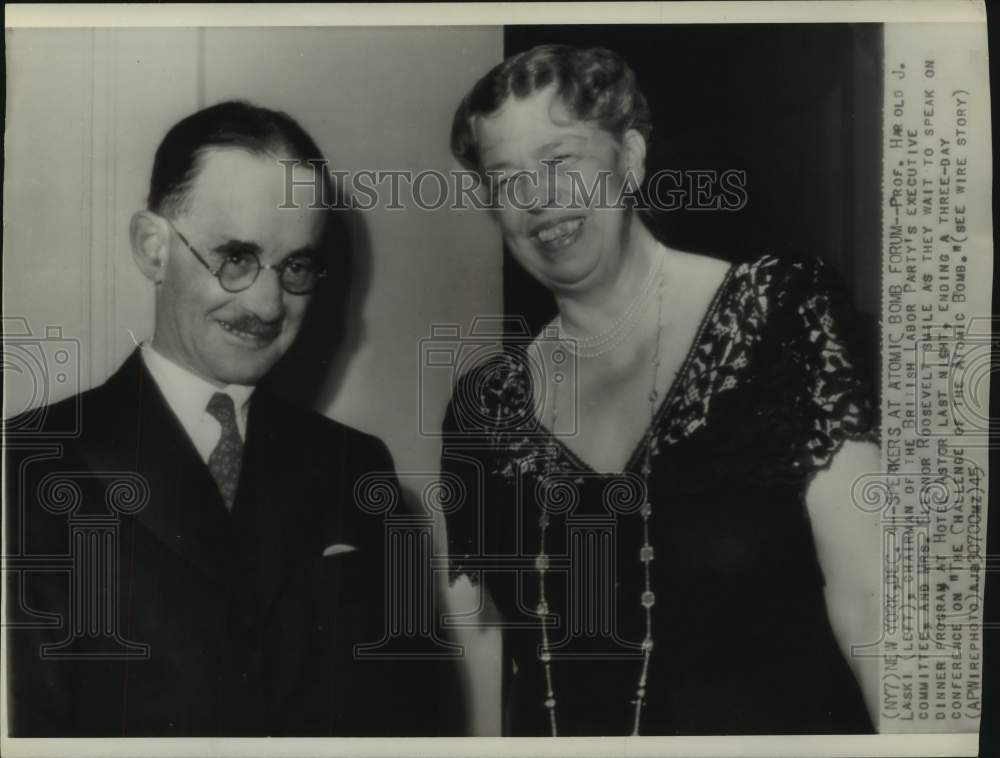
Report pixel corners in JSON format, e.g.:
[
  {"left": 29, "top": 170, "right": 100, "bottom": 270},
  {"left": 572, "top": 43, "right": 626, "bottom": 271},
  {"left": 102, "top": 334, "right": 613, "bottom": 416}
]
[{"left": 442, "top": 254, "right": 878, "bottom": 735}]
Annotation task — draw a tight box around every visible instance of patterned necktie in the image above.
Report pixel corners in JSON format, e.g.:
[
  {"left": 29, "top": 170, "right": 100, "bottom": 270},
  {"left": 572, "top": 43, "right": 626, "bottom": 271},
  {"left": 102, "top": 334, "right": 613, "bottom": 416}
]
[{"left": 206, "top": 392, "right": 244, "bottom": 510}]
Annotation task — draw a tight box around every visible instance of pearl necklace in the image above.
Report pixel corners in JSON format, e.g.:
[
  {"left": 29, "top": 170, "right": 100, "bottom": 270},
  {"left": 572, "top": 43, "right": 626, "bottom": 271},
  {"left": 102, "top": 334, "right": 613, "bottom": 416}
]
[
  {"left": 554, "top": 250, "right": 664, "bottom": 360},
  {"left": 538, "top": 268, "right": 666, "bottom": 736}
]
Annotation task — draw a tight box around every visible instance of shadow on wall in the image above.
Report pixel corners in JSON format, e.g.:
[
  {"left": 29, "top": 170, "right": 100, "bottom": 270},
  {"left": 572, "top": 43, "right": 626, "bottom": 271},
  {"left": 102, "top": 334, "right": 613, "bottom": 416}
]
[
  {"left": 255, "top": 153, "right": 480, "bottom": 736},
  {"left": 266, "top": 174, "right": 444, "bottom": 528},
  {"left": 261, "top": 172, "right": 371, "bottom": 413},
  {"left": 260, "top": 175, "right": 439, "bottom": 529}
]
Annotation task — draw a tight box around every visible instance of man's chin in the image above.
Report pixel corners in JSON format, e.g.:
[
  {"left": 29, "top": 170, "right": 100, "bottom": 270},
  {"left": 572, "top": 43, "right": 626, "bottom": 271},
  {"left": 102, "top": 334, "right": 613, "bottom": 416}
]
[{"left": 206, "top": 348, "right": 282, "bottom": 386}]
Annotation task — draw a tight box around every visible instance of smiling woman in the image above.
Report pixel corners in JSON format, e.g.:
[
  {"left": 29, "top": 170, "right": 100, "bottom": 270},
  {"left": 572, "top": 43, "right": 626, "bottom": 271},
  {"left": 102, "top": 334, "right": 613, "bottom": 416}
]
[
  {"left": 442, "top": 44, "right": 882, "bottom": 737},
  {"left": 454, "top": 46, "right": 652, "bottom": 294},
  {"left": 471, "top": 87, "right": 645, "bottom": 291}
]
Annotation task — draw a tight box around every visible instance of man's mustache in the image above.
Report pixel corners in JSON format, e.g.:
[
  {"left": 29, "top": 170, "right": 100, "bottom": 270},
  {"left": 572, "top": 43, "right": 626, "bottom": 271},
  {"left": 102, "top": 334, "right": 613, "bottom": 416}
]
[{"left": 222, "top": 316, "right": 283, "bottom": 338}]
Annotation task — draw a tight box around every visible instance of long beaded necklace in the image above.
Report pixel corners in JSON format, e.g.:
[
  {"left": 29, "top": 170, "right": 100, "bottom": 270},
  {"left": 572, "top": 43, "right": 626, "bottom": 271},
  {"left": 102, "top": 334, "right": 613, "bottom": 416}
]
[{"left": 538, "top": 263, "right": 666, "bottom": 736}]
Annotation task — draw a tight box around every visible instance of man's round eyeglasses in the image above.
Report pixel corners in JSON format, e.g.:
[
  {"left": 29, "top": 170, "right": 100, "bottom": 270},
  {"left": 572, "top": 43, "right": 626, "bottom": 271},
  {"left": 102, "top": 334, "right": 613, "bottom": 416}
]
[{"left": 166, "top": 219, "right": 327, "bottom": 295}]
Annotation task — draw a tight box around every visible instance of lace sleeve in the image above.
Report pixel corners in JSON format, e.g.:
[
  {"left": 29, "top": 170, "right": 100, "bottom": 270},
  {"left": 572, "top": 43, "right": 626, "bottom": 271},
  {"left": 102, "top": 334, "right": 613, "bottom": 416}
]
[{"left": 773, "top": 257, "right": 878, "bottom": 476}]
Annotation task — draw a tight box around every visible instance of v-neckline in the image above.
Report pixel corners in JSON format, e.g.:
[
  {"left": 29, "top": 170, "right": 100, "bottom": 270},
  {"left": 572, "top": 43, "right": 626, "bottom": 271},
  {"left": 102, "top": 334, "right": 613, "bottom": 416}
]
[{"left": 527, "top": 261, "right": 737, "bottom": 477}]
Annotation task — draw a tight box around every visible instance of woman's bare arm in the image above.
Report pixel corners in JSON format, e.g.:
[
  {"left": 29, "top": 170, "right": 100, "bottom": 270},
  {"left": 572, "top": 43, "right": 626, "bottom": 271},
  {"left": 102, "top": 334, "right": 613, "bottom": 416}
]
[{"left": 806, "top": 438, "right": 883, "bottom": 729}]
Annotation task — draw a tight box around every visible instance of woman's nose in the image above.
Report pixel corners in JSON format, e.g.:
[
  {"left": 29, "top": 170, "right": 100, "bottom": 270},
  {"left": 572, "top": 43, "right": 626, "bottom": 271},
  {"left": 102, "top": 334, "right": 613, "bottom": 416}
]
[{"left": 521, "top": 167, "right": 560, "bottom": 214}]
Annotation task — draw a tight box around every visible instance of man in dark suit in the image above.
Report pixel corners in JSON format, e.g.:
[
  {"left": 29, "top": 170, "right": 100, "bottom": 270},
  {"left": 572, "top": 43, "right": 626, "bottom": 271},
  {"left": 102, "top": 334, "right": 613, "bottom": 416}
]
[{"left": 4, "top": 101, "right": 463, "bottom": 736}]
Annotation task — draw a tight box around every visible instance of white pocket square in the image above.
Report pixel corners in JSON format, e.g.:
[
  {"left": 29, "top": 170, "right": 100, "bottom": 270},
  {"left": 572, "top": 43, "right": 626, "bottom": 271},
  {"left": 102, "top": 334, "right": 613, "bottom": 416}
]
[{"left": 322, "top": 543, "right": 358, "bottom": 557}]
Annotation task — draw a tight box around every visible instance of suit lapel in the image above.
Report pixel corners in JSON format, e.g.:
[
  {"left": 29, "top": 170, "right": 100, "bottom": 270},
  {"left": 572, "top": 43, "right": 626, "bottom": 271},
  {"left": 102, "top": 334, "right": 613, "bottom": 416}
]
[
  {"left": 80, "top": 351, "right": 341, "bottom": 613},
  {"left": 79, "top": 351, "right": 234, "bottom": 583}
]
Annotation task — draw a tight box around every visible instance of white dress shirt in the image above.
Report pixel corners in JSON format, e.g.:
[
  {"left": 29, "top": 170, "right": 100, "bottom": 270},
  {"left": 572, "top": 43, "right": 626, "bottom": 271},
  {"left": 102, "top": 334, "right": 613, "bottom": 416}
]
[{"left": 140, "top": 344, "right": 255, "bottom": 464}]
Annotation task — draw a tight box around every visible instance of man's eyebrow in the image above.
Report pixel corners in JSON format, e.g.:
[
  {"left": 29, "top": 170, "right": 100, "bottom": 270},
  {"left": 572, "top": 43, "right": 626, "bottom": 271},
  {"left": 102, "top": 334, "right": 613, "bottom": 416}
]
[
  {"left": 284, "top": 246, "right": 319, "bottom": 260},
  {"left": 213, "top": 240, "right": 321, "bottom": 264},
  {"left": 212, "top": 239, "right": 262, "bottom": 256}
]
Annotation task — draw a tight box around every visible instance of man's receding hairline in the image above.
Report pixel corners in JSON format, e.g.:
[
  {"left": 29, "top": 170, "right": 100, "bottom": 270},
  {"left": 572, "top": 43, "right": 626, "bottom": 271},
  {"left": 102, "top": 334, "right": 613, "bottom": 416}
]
[{"left": 160, "top": 143, "right": 307, "bottom": 219}]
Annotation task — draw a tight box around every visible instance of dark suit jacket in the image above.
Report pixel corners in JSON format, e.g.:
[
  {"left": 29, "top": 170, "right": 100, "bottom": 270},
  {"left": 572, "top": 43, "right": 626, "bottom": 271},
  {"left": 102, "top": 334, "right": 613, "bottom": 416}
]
[{"left": 5, "top": 350, "right": 464, "bottom": 736}]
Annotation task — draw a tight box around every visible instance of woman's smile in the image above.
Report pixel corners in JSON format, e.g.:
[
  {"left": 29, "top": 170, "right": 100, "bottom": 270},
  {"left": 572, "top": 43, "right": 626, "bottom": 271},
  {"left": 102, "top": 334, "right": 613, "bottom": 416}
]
[{"left": 531, "top": 216, "right": 586, "bottom": 252}]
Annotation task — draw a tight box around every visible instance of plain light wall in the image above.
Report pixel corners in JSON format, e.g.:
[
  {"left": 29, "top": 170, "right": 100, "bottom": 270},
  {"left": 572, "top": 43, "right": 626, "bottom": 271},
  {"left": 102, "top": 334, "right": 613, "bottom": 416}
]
[
  {"left": 4, "top": 29, "right": 201, "bottom": 406},
  {"left": 4, "top": 26, "right": 504, "bottom": 734}
]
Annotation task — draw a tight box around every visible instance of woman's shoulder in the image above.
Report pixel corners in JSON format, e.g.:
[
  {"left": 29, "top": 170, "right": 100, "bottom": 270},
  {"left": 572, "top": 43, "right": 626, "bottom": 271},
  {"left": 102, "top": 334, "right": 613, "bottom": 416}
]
[
  {"left": 694, "top": 252, "right": 853, "bottom": 342},
  {"left": 663, "top": 250, "right": 865, "bottom": 403},
  {"left": 659, "top": 248, "right": 825, "bottom": 319},
  {"left": 727, "top": 253, "right": 845, "bottom": 305},
  {"left": 727, "top": 254, "right": 877, "bottom": 464}
]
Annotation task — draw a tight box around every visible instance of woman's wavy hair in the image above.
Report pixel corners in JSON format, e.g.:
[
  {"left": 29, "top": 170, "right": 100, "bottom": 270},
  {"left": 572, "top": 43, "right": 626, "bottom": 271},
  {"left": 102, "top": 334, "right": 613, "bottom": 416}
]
[{"left": 451, "top": 44, "right": 653, "bottom": 174}]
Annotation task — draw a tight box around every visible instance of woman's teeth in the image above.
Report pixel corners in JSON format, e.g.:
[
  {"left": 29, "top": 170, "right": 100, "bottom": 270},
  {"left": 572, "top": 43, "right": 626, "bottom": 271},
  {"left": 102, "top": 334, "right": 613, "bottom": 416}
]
[{"left": 536, "top": 218, "right": 583, "bottom": 246}]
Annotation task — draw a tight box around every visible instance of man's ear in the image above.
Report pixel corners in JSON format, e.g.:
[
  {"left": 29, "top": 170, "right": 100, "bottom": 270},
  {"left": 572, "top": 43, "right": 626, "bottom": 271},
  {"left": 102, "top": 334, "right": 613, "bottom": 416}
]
[
  {"left": 620, "top": 128, "right": 648, "bottom": 188},
  {"left": 130, "top": 210, "right": 170, "bottom": 284}
]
